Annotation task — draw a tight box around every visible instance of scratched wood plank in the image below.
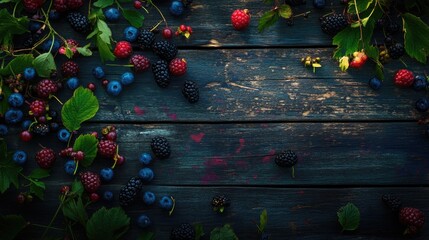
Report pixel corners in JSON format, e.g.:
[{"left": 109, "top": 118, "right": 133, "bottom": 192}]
[
  {"left": 51, "top": 48, "right": 429, "bottom": 122},
  {"left": 5, "top": 122, "right": 429, "bottom": 186},
  {"left": 1, "top": 186, "right": 428, "bottom": 239}
]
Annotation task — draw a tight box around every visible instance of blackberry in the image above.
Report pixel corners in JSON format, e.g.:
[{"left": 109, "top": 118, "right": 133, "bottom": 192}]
[
  {"left": 23, "top": 33, "right": 44, "bottom": 48},
  {"left": 152, "top": 40, "right": 178, "bottom": 61},
  {"left": 382, "top": 194, "right": 402, "bottom": 212},
  {"left": 388, "top": 43, "right": 404, "bottom": 59},
  {"left": 320, "top": 14, "right": 348, "bottom": 36},
  {"left": 182, "top": 80, "right": 199, "bottom": 103},
  {"left": 170, "top": 223, "right": 195, "bottom": 240},
  {"left": 119, "top": 177, "right": 143, "bottom": 206},
  {"left": 385, "top": 20, "right": 400, "bottom": 34},
  {"left": 211, "top": 195, "right": 230, "bottom": 213},
  {"left": 151, "top": 136, "right": 171, "bottom": 159},
  {"left": 137, "top": 29, "right": 155, "bottom": 49},
  {"left": 61, "top": 61, "right": 79, "bottom": 78},
  {"left": 67, "top": 12, "right": 90, "bottom": 33},
  {"left": 275, "top": 150, "right": 297, "bottom": 167},
  {"left": 32, "top": 123, "right": 50, "bottom": 136},
  {"left": 36, "top": 79, "right": 58, "bottom": 98},
  {"left": 152, "top": 60, "right": 170, "bottom": 88}
]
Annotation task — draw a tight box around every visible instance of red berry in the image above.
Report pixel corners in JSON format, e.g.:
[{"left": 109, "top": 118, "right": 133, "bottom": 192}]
[
  {"left": 133, "top": 0, "right": 142, "bottom": 9},
  {"left": 394, "top": 69, "right": 414, "bottom": 87},
  {"left": 53, "top": 0, "right": 68, "bottom": 12},
  {"left": 114, "top": 41, "right": 133, "bottom": 59},
  {"left": 102, "top": 79, "right": 109, "bottom": 87},
  {"left": 180, "top": 24, "right": 187, "bottom": 32},
  {"left": 79, "top": 171, "right": 101, "bottom": 193},
  {"left": 162, "top": 27, "right": 173, "bottom": 39},
  {"left": 23, "top": 0, "right": 45, "bottom": 13},
  {"left": 90, "top": 192, "right": 100, "bottom": 202},
  {"left": 106, "top": 131, "right": 117, "bottom": 141},
  {"left": 66, "top": 0, "right": 83, "bottom": 10},
  {"left": 130, "top": 55, "right": 150, "bottom": 73},
  {"left": 115, "top": 155, "right": 125, "bottom": 166},
  {"left": 91, "top": 131, "right": 99, "bottom": 138},
  {"left": 59, "top": 147, "right": 73, "bottom": 158},
  {"left": 231, "top": 9, "right": 250, "bottom": 30},
  {"left": 87, "top": 82, "right": 96, "bottom": 91},
  {"left": 38, "top": 116, "right": 47, "bottom": 123},
  {"left": 36, "top": 79, "right": 58, "bottom": 98},
  {"left": 20, "top": 131, "right": 32, "bottom": 142},
  {"left": 61, "top": 61, "right": 80, "bottom": 78},
  {"left": 98, "top": 140, "right": 117, "bottom": 158},
  {"left": 60, "top": 185, "right": 70, "bottom": 195},
  {"left": 399, "top": 207, "right": 425, "bottom": 235},
  {"left": 35, "top": 148, "right": 56, "bottom": 169},
  {"left": 186, "top": 26, "right": 193, "bottom": 33},
  {"left": 16, "top": 193, "right": 26, "bottom": 204},
  {"left": 169, "top": 58, "right": 187, "bottom": 76},
  {"left": 75, "top": 151, "right": 85, "bottom": 161},
  {"left": 29, "top": 100, "right": 46, "bottom": 117}
]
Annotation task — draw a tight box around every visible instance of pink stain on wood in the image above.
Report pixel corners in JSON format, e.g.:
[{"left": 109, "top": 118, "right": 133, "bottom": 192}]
[
  {"left": 201, "top": 172, "right": 219, "bottom": 184},
  {"left": 133, "top": 106, "right": 144, "bottom": 115},
  {"left": 167, "top": 113, "right": 177, "bottom": 120},
  {"left": 262, "top": 149, "right": 276, "bottom": 163},
  {"left": 190, "top": 132, "right": 205, "bottom": 143},
  {"left": 204, "top": 157, "right": 228, "bottom": 167},
  {"left": 235, "top": 138, "right": 245, "bottom": 153}
]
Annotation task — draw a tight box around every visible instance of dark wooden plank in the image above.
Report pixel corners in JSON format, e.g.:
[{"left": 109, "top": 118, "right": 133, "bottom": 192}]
[
  {"left": 53, "top": 49, "right": 428, "bottom": 122},
  {"left": 1, "top": 186, "right": 428, "bottom": 239},
  {"left": 6, "top": 122, "right": 429, "bottom": 186}
]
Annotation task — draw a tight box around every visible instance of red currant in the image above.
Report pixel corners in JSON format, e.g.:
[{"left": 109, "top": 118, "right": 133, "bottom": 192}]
[
  {"left": 17, "top": 193, "right": 26, "bottom": 204},
  {"left": 87, "top": 83, "right": 96, "bottom": 91},
  {"left": 91, "top": 131, "right": 98, "bottom": 138},
  {"left": 162, "top": 27, "right": 173, "bottom": 39},
  {"left": 105, "top": 131, "right": 117, "bottom": 141},
  {"left": 102, "top": 79, "right": 109, "bottom": 87},
  {"left": 90, "top": 192, "right": 100, "bottom": 202},
  {"left": 133, "top": 0, "right": 142, "bottom": 9},
  {"left": 60, "top": 185, "right": 70, "bottom": 195},
  {"left": 116, "top": 155, "right": 125, "bottom": 166},
  {"left": 20, "top": 131, "right": 32, "bottom": 142},
  {"left": 75, "top": 151, "right": 85, "bottom": 161},
  {"left": 186, "top": 26, "right": 193, "bottom": 33},
  {"left": 180, "top": 24, "right": 187, "bottom": 32}
]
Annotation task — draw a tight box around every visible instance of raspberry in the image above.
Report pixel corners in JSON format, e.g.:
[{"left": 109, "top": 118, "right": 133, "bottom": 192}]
[
  {"left": 152, "top": 60, "right": 171, "bottom": 88},
  {"left": 137, "top": 29, "right": 155, "bottom": 49},
  {"left": 31, "top": 123, "right": 50, "bottom": 136},
  {"left": 150, "top": 136, "right": 171, "bottom": 159},
  {"left": 61, "top": 60, "right": 79, "bottom": 78},
  {"left": 170, "top": 223, "right": 196, "bottom": 240},
  {"left": 211, "top": 195, "right": 230, "bottom": 213},
  {"left": 399, "top": 207, "right": 425, "bottom": 235},
  {"left": 67, "top": 12, "right": 91, "bottom": 33},
  {"left": 119, "top": 177, "right": 143, "bottom": 206},
  {"left": 381, "top": 194, "right": 402, "bottom": 212},
  {"left": 130, "top": 55, "right": 150, "bottom": 73},
  {"left": 59, "top": 147, "right": 73, "bottom": 158},
  {"left": 393, "top": 69, "right": 414, "bottom": 87},
  {"left": 36, "top": 79, "right": 58, "bottom": 98},
  {"left": 35, "top": 148, "right": 56, "bottom": 169},
  {"left": 114, "top": 41, "right": 133, "bottom": 59},
  {"left": 182, "top": 80, "right": 199, "bottom": 103},
  {"left": 23, "top": 0, "right": 45, "bottom": 13},
  {"left": 275, "top": 150, "right": 297, "bottom": 167},
  {"left": 388, "top": 43, "right": 405, "bottom": 59},
  {"left": 152, "top": 40, "right": 178, "bottom": 61},
  {"left": 320, "top": 14, "right": 348, "bottom": 35},
  {"left": 231, "top": 9, "right": 251, "bottom": 30},
  {"left": 29, "top": 100, "right": 47, "bottom": 117},
  {"left": 61, "top": 39, "right": 79, "bottom": 57},
  {"left": 53, "top": 0, "right": 68, "bottom": 12},
  {"left": 67, "top": 0, "right": 83, "bottom": 10},
  {"left": 169, "top": 58, "right": 187, "bottom": 76},
  {"left": 79, "top": 171, "right": 101, "bottom": 193},
  {"left": 98, "top": 140, "right": 117, "bottom": 158}
]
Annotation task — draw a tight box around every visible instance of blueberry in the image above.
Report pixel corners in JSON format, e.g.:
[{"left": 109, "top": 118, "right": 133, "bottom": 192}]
[
  {"left": 136, "top": 214, "right": 151, "bottom": 228},
  {"left": 8, "top": 93, "right": 24, "bottom": 107},
  {"left": 21, "top": 120, "right": 32, "bottom": 130},
  {"left": 139, "top": 153, "right": 153, "bottom": 165},
  {"left": 159, "top": 196, "right": 173, "bottom": 210},
  {"left": 142, "top": 191, "right": 156, "bottom": 205},
  {"left": 138, "top": 167, "right": 154, "bottom": 182},
  {"left": 92, "top": 66, "right": 105, "bottom": 79},
  {"left": 57, "top": 128, "right": 71, "bottom": 142},
  {"left": 413, "top": 75, "right": 428, "bottom": 91},
  {"left": 0, "top": 124, "right": 7, "bottom": 136},
  {"left": 23, "top": 67, "right": 36, "bottom": 81},
  {"left": 29, "top": 21, "right": 42, "bottom": 32},
  {"left": 41, "top": 38, "right": 60, "bottom": 53},
  {"left": 100, "top": 167, "right": 114, "bottom": 182},
  {"left": 5, "top": 109, "right": 23, "bottom": 124},
  {"left": 123, "top": 26, "right": 138, "bottom": 42},
  {"left": 67, "top": 77, "right": 80, "bottom": 90},
  {"left": 48, "top": 109, "right": 58, "bottom": 119},
  {"left": 104, "top": 8, "right": 120, "bottom": 22},
  {"left": 120, "top": 72, "right": 135, "bottom": 86},
  {"left": 169, "top": 0, "right": 184, "bottom": 16},
  {"left": 64, "top": 160, "right": 76, "bottom": 176},
  {"left": 313, "top": 0, "right": 325, "bottom": 8},
  {"left": 50, "top": 122, "right": 60, "bottom": 132},
  {"left": 49, "top": 10, "right": 60, "bottom": 20},
  {"left": 369, "top": 77, "right": 382, "bottom": 90},
  {"left": 106, "top": 80, "right": 122, "bottom": 96},
  {"left": 415, "top": 97, "right": 429, "bottom": 112},
  {"left": 103, "top": 190, "right": 114, "bottom": 201},
  {"left": 12, "top": 150, "right": 27, "bottom": 165}
]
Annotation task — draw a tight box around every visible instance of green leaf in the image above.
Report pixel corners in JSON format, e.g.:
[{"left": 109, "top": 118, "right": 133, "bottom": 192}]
[
  {"left": 258, "top": 10, "right": 280, "bottom": 33},
  {"left": 0, "top": 86, "right": 11, "bottom": 115},
  {"left": 194, "top": 223, "right": 205, "bottom": 240},
  {"left": 137, "top": 231, "right": 155, "bottom": 240},
  {"left": 61, "top": 87, "right": 99, "bottom": 132},
  {"left": 0, "top": 54, "right": 34, "bottom": 76},
  {"left": 263, "top": 0, "right": 274, "bottom": 4},
  {"left": 63, "top": 197, "right": 88, "bottom": 226},
  {"left": 97, "top": 20, "right": 112, "bottom": 43},
  {"left": 97, "top": 35, "right": 116, "bottom": 62},
  {"left": 337, "top": 203, "right": 360, "bottom": 231},
  {"left": 86, "top": 207, "right": 130, "bottom": 240},
  {"left": 278, "top": 4, "right": 292, "bottom": 19},
  {"left": 29, "top": 180, "right": 45, "bottom": 200},
  {"left": 33, "top": 53, "right": 56, "bottom": 78},
  {"left": 0, "top": 215, "right": 27, "bottom": 240},
  {"left": 0, "top": 140, "right": 22, "bottom": 193},
  {"left": 402, "top": 13, "right": 429, "bottom": 63},
  {"left": 73, "top": 134, "right": 99, "bottom": 167},
  {"left": 257, "top": 209, "right": 267, "bottom": 233},
  {"left": 210, "top": 224, "right": 238, "bottom": 240},
  {"left": 71, "top": 179, "right": 84, "bottom": 197},
  {"left": 122, "top": 9, "right": 145, "bottom": 28},
  {"left": 348, "top": 0, "right": 373, "bottom": 13},
  {"left": 65, "top": 47, "right": 74, "bottom": 59},
  {"left": 93, "top": 0, "right": 114, "bottom": 8},
  {"left": 0, "top": 9, "right": 29, "bottom": 45},
  {"left": 76, "top": 44, "right": 93, "bottom": 57},
  {"left": 28, "top": 168, "right": 50, "bottom": 179}
]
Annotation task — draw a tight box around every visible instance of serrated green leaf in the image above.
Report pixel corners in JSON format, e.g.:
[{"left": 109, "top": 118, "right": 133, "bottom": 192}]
[
  {"left": 278, "top": 4, "right": 292, "bottom": 19},
  {"left": 76, "top": 45, "right": 93, "bottom": 57},
  {"left": 93, "top": 0, "right": 114, "bottom": 8},
  {"left": 61, "top": 87, "right": 99, "bottom": 132},
  {"left": 137, "top": 231, "right": 155, "bottom": 240},
  {"left": 0, "top": 9, "right": 29, "bottom": 45},
  {"left": 65, "top": 47, "right": 74, "bottom": 59},
  {"left": 0, "top": 86, "right": 11, "bottom": 115},
  {"left": 122, "top": 9, "right": 145, "bottom": 28},
  {"left": 29, "top": 180, "right": 45, "bottom": 200},
  {"left": 258, "top": 209, "right": 267, "bottom": 233},
  {"left": 0, "top": 54, "right": 34, "bottom": 76},
  {"left": 63, "top": 197, "right": 88, "bottom": 226},
  {"left": 71, "top": 179, "right": 84, "bottom": 197},
  {"left": 402, "top": 13, "right": 429, "bottom": 63},
  {"left": 28, "top": 168, "right": 50, "bottom": 179},
  {"left": 0, "top": 141, "right": 22, "bottom": 193},
  {"left": 97, "top": 35, "right": 115, "bottom": 62},
  {"left": 337, "top": 203, "right": 360, "bottom": 231},
  {"left": 258, "top": 10, "right": 280, "bottom": 33},
  {"left": 33, "top": 53, "right": 56, "bottom": 78},
  {"left": 0, "top": 214, "right": 26, "bottom": 240},
  {"left": 194, "top": 223, "right": 205, "bottom": 240},
  {"left": 97, "top": 20, "right": 112, "bottom": 43},
  {"left": 86, "top": 207, "right": 130, "bottom": 240},
  {"left": 73, "top": 134, "right": 98, "bottom": 167},
  {"left": 348, "top": 0, "right": 373, "bottom": 13},
  {"left": 210, "top": 224, "right": 238, "bottom": 240}
]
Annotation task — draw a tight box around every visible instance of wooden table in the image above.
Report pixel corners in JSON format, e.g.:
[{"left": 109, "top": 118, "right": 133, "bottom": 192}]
[{"left": 2, "top": 0, "right": 429, "bottom": 239}]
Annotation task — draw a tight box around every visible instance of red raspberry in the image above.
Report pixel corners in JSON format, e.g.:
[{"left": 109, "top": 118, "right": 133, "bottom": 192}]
[
  {"left": 169, "top": 58, "right": 187, "bottom": 76},
  {"left": 231, "top": 9, "right": 250, "bottom": 30},
  {"left": 35, "top": 148, "right": 56, "bottom": 169},
  {"left": 23, "top": 0, "right": 45, "bottom": 13},
  {"left": 114, "top": 41, "right": 133, "bottom": 59},
  {"left": 36, "top": 79, "right": 58, "bottom": 98},
  {"left": 67, "top": 0, "right": 83, "bottom": 10},
  {"left": 29, "top": 100, "right": 47, "bottom": 117},
  {"left": 59, "top": 147, "right": 73, "bottom": 158},
  {"left": 399, "top": 207, "right": 425, "bottom": 235},
  {"left": 53, "top": 0, "right": 68, "bottom": 12},
  {"left": 61, "top": 60, "right": 80, "bottom": 78},
  {"left": 98, "top": 140, "right": 117, "bottom": 158},
  {"left": 134, "top": 0, "right": 142, "bottom": 9},
  {"left": 60, "top": 185, "right": 70, "bottom": 195},
  {"left": 130, "top": 55, "right": 150, "bottom": 73},
  {"left": 79, "top": 171, "right": 101, "bottom": 193},
  {"left": 394, "top": 69, "right": 414, "bottom": 87}
]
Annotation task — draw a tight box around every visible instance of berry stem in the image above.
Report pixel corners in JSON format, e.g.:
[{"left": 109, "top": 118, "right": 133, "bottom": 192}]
[
  {"left": 169, "top": 196, "right": 176, "bottom": 216},
  {"left": 67, "top": 131, "right": 74, "bottom": 148},
  {"left": 149, "top": 0, "right": 168, "bottom": 28},
  {"left": 73, "top": 160, "right": 79, "bottom": 175},
  {"left": 31, "top": 223, "right": 64, "bottom": 231},
  {"left": 41, "top": 195, "right": 66, "bottom": 239},
  {"left": 291, "top": 166, "right": 295, "bottom": 178},
  {"left": 106, "top": 63, "right": 134, "bottom": 67},
  {"left": 50, "top": 94, "right": 64, "bottom": 105}
]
